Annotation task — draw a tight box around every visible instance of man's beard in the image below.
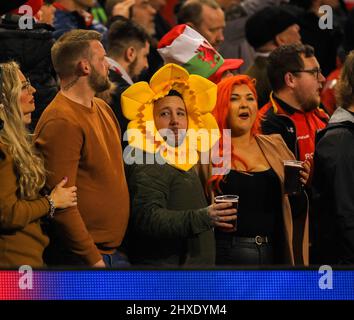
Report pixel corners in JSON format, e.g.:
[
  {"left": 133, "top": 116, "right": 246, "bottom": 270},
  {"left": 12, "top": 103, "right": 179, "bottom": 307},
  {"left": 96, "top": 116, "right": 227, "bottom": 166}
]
[
  {"left": 128, "top": 57, "right": 138, "bottom": 81},
  {"left": 128, "top": 57, "right": 147, "bottom": 82},
  {"left": 146, "top": 23, "right": 156, "bottom": 37},
  {"left": 88, "top": 65, "right": 111, "bottom": 93},
  {"left": 302, "top": 100, "right": 319, "bottom": 112},
  {"left": 295, "top": 90, "right": 319, "bottom": 112}
]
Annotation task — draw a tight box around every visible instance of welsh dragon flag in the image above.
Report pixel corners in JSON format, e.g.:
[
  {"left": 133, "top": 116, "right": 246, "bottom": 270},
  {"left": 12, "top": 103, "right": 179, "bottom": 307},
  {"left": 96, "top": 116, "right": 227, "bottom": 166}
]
[{"left": 158, "top": 24, "right": 225, "bottom": 79}]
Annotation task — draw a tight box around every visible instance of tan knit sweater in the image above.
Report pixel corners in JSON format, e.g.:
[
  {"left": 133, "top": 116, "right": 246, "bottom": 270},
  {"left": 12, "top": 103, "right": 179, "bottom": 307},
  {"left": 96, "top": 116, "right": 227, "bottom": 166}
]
[
  {"left": 35, "top": 92, "right": 130, "bottom": 266},
  {"left": 0, "top": 144, "right": 50, "bottom": 268}
]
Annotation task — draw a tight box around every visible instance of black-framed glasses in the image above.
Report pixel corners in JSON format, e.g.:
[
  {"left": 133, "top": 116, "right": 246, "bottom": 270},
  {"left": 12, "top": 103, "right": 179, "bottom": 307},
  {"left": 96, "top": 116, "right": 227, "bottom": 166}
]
[
  {"left": 21, "top": 78, "right": 32, "bottom": 92},
  {"left": 290, "top": 68, "right": 323, "bottom": 80}
]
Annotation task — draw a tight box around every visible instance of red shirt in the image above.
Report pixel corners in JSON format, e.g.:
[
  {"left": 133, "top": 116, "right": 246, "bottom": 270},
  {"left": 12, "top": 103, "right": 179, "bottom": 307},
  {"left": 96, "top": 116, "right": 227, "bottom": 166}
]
[
  {"left": 287, "top": 109, "right": 327, "bottom": 162},
  {"left": 259, "top": 94, "right": 329, "bottom": 162}
]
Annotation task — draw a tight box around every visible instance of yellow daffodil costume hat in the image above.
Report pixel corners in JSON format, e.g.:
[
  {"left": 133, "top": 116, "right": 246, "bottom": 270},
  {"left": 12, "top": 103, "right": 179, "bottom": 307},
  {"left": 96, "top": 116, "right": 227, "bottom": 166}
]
[{"left": 121, "top": 63, "right": 220, "bottom": 171}]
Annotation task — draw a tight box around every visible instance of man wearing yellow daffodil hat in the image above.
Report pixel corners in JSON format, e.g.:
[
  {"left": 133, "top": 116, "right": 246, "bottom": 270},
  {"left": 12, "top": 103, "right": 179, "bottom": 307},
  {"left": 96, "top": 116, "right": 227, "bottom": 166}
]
[{"left": 121, "top": 63, "right": 237, "bottom": 266}]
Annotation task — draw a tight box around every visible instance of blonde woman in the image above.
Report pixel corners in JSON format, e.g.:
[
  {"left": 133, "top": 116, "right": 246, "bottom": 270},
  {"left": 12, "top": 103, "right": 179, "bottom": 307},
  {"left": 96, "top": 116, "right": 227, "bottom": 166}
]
[{"left": 0, "top": 61, "right": 77, "bottom": 268}]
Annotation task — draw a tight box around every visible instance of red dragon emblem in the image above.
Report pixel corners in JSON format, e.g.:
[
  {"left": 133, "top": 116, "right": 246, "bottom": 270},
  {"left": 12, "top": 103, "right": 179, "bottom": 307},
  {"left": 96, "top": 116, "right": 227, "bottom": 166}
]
[{"left": 195, "top": 40, "right": 221, "bottom": 68}]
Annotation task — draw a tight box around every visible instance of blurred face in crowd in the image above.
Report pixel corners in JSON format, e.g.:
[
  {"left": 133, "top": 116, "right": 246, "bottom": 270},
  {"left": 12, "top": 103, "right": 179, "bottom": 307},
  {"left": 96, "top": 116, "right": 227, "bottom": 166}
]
[
  {"left": 132, "top": 0, "right": 157, "bottom": 36},
  {"left": 321, "top": 0, "right": 339, "bottom": 9},
  {"left": 38, "top": 3, "right": 56, "bottom": 26},
  {"left": 276, "top": 24, "right": 301, "bottom": 46},
  {"left": 216, "top": 0, "right": 241, "bottom": 10},
  {"left": 128, "top": 41, "right": 150, "bottom": 80},
  {"left": 154, "top": 95, "right": 188, "bottom": 146},
  {"left": 227, "top": 84, "right": 258, "bottom": 137},
  {"left": 88, "top": 41, "right": 111, "bottom": 93},
  {"left": 73, "top": 0, "right": 96, "bottom": 9},
  {"left": 291, "top": 55, "right": 326, "bottom": 112},
  {"left": 18, "top": 70, "right": 36, "bottom": 125},
  {"left": 149, "top": 0, "right": 167, "bottom": 10},
  {"left": 196, "top": 5, "right": 225, "bottom": 50}
]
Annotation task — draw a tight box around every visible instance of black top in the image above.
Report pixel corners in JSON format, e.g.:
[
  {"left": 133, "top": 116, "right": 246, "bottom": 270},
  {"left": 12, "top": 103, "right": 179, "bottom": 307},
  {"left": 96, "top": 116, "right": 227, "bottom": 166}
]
[{"left": 217, "top": 168, "right": 282, "bottom": 238}]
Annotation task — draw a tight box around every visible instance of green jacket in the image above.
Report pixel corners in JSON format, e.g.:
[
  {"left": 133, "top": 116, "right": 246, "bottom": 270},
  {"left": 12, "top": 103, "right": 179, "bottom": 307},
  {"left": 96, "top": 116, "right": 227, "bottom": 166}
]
[{"left": 127, "top": 161, "right": 215, "bottom": 267}]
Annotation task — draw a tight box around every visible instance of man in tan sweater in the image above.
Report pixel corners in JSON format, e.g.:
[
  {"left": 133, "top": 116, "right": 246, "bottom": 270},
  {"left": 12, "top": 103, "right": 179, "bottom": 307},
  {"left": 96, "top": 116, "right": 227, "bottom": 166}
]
[{"left": 35, "top": 29, "right": 130, "bottom": 267}]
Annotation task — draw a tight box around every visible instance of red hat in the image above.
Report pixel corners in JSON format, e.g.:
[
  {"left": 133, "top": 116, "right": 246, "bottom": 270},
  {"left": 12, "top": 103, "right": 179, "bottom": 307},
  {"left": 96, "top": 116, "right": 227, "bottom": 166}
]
[
  {"left": 208, "top": 59, "right": 243, "bottom": 83},
  {"left": 13, "top": 0, "right": 43, "bottom": 16}
]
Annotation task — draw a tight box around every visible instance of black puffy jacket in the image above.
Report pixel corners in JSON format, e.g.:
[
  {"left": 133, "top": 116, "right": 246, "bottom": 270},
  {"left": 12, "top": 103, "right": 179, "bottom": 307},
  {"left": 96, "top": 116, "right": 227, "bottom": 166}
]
[
  {"left": 0, "top": 15, "right": 58, "bottom": 131},
  {"left": 312, "top": 108, "right": 354, "bottom": 264}
]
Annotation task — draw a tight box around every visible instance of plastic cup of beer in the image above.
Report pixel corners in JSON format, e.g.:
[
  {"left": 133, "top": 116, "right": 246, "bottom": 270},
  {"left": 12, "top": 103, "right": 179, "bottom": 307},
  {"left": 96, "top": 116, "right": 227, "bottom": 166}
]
[
  {"left": 214, "top": 195, "right": 239, "bottom": 232},
  {"left": 283, "top": 160, "right": 303, "bottom": 195}
]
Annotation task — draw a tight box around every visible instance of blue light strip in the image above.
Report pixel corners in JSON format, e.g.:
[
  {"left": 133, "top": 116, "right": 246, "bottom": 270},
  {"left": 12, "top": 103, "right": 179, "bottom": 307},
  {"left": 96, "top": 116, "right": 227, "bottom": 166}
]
[{"left": 2, "top": 270, "right": 352, "bottom": 300}]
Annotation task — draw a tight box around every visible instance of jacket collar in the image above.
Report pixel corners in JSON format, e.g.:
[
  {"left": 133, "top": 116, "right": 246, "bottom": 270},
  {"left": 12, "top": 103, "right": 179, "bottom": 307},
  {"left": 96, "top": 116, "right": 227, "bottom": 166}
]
[
  {"left": 329, "top": 107, "right": 354, "bottom": 124},
  {"left": 255, "top": 134, "right": 285, "bottom": 184},
  {"left": 272, "top": 93, "right": 297, "bottom": 115},
  {"left": 254, "top": 52, "right": 271, "bottom": 58},
  {"left": 271, "top": 92, "right": 329, "bottom": 122},
  {"left": 106, "top": 57, "right": 133, "bottom": 85}
]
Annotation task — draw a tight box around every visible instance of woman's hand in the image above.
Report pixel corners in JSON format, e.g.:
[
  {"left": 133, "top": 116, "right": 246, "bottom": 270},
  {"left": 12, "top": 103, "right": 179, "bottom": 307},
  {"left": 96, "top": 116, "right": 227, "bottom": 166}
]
[
  {"left": 207, "top": 202, "right": 237, "bottom": 229},
  {"left": 49, "top": 177, "right": 77, "bottom": 209},
  {"left": 300, "top": 160, "right": 311, "bottom": 186}
]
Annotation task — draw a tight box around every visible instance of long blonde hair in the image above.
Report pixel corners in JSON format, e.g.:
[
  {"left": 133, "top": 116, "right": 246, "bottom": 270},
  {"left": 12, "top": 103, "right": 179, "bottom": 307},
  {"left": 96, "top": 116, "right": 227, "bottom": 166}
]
[{"left": 0, "top": 61, "right": 46, "bottom": 200}]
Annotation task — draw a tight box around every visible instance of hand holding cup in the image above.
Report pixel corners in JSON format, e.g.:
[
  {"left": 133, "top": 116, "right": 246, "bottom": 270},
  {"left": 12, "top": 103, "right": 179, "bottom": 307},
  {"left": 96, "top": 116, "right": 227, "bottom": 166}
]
[
  {"left": 208, "top": 195, "right": 239, "bottom": 232},
  {"left": 283, "top": 160, "right": 311, "bottom": 194},
  {"left": 300, "top": 160, "right": 311, "bottom": 186}
]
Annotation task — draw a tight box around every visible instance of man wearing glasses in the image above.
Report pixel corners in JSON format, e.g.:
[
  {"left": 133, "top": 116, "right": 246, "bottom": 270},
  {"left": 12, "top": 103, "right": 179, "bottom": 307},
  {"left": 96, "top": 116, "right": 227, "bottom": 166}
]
[
  {"left": 258, "top": 43, "right": 329, "bottom": 265},
  {"left": 259, "top": 43, "right": 328, "bottom": 164}
]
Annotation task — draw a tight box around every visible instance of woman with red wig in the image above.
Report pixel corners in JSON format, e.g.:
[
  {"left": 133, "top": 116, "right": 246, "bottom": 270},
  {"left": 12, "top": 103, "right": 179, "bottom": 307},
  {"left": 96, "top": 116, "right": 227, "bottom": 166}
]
[{"left": 208, "top": 75, "right": 311, "bottom": 266}]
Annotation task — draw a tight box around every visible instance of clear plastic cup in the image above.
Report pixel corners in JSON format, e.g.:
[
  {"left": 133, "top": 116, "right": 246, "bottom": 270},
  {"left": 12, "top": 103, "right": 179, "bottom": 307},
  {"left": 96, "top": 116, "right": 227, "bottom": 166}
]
[{"left": 214, "top": 195, "right": 239, "bottom": 232}]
